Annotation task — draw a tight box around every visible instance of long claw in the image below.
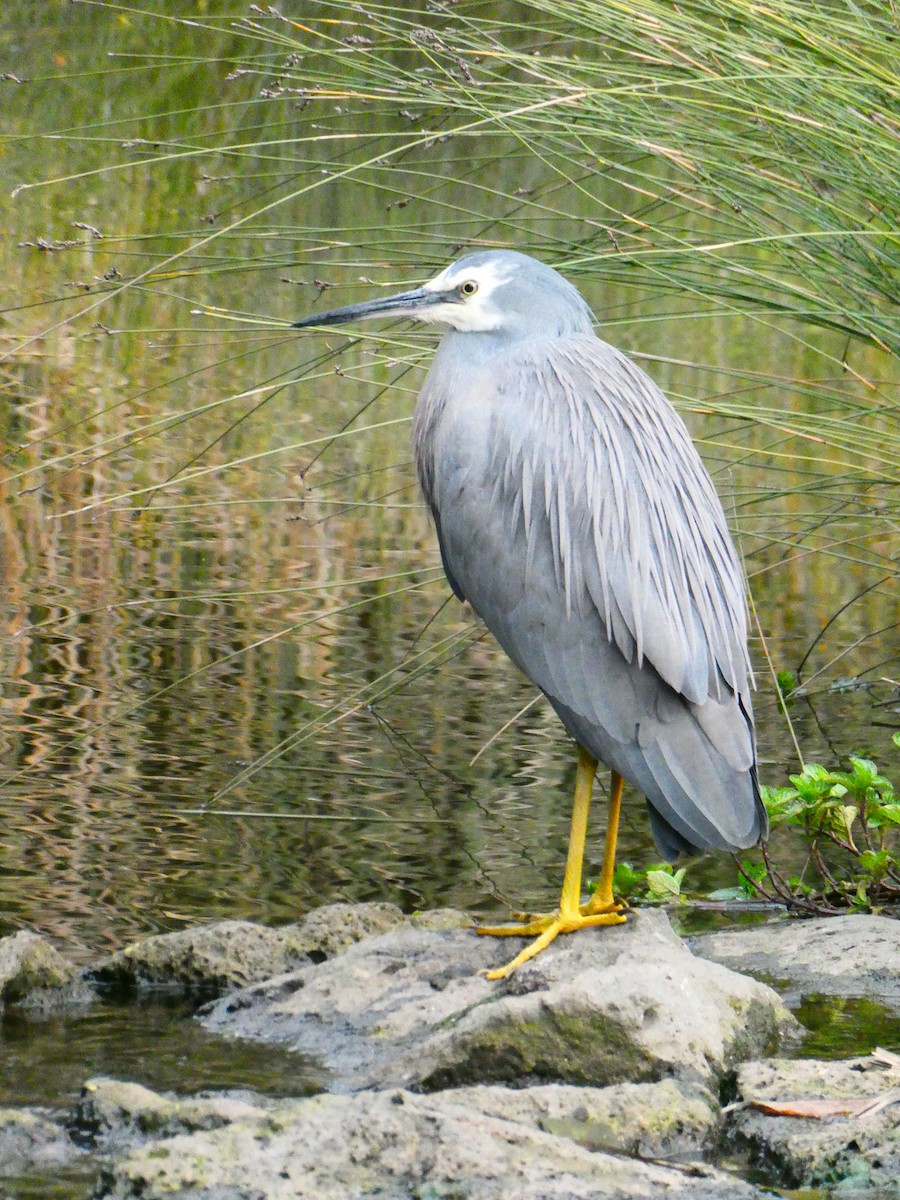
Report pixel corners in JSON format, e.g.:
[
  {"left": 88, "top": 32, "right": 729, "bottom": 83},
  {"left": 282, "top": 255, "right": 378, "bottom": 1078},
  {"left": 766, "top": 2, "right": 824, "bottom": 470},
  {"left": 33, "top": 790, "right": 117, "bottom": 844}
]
[
  {"left": 477, "top": 894, "right": 624, "bottom": 938},
  {"left": 582, "top": 894, "right": 625, "bottom": 917}
]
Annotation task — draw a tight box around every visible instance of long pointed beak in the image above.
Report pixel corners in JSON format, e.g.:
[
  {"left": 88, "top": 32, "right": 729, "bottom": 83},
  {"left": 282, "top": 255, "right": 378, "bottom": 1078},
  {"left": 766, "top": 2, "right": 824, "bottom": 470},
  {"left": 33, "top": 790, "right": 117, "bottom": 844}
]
[{"left": 292, "top": 285, "right": 445, "bottom": 329}]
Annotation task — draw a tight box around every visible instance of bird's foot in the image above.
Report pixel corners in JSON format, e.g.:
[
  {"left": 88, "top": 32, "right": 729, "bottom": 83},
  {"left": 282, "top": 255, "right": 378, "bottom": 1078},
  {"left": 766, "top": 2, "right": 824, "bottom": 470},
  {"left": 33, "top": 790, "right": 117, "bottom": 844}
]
[
  {"left": 504, "top": 895, "right": 625, "bottom": 924},
  {"left": 582, "top": 892, "right": 627, "bottom": 918},
  {"left": 476, "top": 905, "right": 626, "bottom": 980}
]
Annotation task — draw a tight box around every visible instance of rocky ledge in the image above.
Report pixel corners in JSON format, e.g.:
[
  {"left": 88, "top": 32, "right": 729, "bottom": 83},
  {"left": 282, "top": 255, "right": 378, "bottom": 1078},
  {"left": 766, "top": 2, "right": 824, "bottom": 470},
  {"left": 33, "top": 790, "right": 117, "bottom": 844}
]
[
  {"left": 1, "top": 903, "right": 899, "bottom": 1198},
  {"left": 690, "top": 912, "right": 900, "bottom": 1003}
]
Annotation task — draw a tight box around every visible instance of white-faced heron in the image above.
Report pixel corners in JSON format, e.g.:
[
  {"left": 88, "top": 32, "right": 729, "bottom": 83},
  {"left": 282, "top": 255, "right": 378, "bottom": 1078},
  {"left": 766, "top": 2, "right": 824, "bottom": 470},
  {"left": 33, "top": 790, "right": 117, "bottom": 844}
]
[{"left": 293, "top": 250, "right": 766, "bottom": 978}]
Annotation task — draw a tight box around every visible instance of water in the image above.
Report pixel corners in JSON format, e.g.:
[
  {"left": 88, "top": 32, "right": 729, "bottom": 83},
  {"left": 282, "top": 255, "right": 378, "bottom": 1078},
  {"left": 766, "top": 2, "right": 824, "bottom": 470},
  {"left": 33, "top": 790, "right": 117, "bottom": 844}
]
[
  {"left": 793, "top": 996, "right": 900, "bottom": 1063},
  {"left": 0, "top": 5, "right": 898, "bottom": 1196},
  {"left": 0, "top": 996, "right": 323, "bottom": 1199},
  {"left": 1, "top": 2, "right": 895, "bottom": 951},
  {"left": 0, "top": 999, "right": 323, "bottom": 1109}
]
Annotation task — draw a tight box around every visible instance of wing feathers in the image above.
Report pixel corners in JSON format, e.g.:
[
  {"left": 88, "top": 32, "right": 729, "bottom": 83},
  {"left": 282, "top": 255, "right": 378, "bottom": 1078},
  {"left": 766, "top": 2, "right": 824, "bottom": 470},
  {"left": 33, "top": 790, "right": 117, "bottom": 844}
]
[{"left": 414, "top": 330, "right": 765, "bottom": 857}]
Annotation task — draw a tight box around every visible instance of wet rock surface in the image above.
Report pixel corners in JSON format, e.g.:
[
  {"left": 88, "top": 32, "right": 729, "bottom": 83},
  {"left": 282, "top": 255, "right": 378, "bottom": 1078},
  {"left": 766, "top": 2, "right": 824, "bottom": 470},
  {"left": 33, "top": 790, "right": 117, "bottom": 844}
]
[
  {"left": 691, "top": 913, "right": 900, "bottom": 1002},
  {"left": 200, "top": 907, "right": 795, "bottom": 1093},
  {"left": 97, "top": 1085, "right": 770, "bottom": 1200},
  {"left": 728, "top": 1054, "right": 900, "bottom": 1193},
  {"left": 0, "top": 1106, "right": 83, "bottom": 1176},
  {"left": 73, "top": 1077, "right": 274, "bottom": 1151},
  {"left": 434, "top": 1078, "right": 721, "bottom": 1159},
  {"left": 87, "top": 902, "right": 407, "bottom": 994},
  {"left": 0, "top": 930, "right": 82, "bottom": 1009},
  {"left": 0, "top": 1073, "right": 747, "bottom": 1198}
]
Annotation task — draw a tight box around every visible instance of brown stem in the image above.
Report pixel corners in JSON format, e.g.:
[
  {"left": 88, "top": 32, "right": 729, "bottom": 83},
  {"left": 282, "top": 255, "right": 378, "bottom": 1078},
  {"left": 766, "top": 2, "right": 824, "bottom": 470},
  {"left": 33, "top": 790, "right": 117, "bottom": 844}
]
[
  {"left": 760, "top": 842, "right": 841, "bottom": 915},
  {"left": 759, "top": 843, "right": 826, "bottom": 914},
  {"left": 734, "top": 855, "right": 777, "bottom": 903},
  {"left": 810, "top": 840, "right": 842, "bottom": 893}
]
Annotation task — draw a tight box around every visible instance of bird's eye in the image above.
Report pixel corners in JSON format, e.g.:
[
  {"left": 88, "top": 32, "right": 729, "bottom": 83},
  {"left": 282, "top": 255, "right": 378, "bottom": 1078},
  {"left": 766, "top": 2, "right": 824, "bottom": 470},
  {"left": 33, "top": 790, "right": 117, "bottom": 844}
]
[{"left": 459, "top": 280, "right": 478, "bottom": 297}]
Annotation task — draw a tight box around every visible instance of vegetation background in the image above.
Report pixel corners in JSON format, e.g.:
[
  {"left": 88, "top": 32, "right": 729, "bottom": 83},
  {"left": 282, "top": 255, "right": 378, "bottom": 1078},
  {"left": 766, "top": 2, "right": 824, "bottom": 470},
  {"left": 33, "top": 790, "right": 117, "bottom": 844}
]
[{"left": 1, "top": 0, "right": 898, "bottom": 950}]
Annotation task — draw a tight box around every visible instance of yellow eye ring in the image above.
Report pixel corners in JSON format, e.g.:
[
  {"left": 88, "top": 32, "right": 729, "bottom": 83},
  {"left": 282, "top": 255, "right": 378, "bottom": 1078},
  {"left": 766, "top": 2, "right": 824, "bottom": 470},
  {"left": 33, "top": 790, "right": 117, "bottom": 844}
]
[{"left": 460, "top": 280, "right": 478, "bottom": 297}]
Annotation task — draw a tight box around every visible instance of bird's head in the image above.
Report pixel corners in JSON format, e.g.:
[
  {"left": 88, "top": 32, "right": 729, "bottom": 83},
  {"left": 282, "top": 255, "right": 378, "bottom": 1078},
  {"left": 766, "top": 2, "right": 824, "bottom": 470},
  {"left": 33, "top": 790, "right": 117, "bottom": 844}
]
[{"left": 293, "top": 250, "right": 594, "bottom": 340}]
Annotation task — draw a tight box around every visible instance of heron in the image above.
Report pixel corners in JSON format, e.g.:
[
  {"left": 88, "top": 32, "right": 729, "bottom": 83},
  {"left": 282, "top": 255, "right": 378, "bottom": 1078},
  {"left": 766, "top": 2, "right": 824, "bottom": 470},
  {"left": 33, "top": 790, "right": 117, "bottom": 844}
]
[{"left": 293, "top": 250, "right": 766, "bottom": 979}]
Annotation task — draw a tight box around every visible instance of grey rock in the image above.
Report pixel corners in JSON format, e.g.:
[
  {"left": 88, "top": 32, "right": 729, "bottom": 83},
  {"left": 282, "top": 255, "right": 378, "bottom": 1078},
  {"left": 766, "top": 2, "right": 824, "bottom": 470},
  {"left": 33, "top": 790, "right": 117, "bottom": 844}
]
[
  {"left": 200, "top": 908, "right": 796, "bottom": 1092},
  {"left": 729, "top": 1055, "right": 900, "bottom": 1192},
  {"left": 72, "top": 1077, "right": 271, "bottom": 1151},
  {"left": 691, "top": 913, "right": 900, "bottom": 1002},
  {"left": 438, "top": 1078, "right": 721, "bottom": 1159},
  {"left": 97, "top": 1087, "right": 771, "bottom": 1200},
  {"left": 0, "top": 1106, "right": 82, "bottom": 1175},
  {"left": 0, "top": 930, "right": 80, "bottom": 1007},
  {"left": 88, "top": 902, "right": 407, "bottom": 993}
]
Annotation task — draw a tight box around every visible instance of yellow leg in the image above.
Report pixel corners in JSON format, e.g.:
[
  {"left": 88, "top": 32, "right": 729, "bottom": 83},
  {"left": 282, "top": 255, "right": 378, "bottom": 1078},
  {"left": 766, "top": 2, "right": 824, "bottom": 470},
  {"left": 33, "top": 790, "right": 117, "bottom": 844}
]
[
  {"left": 477, "top": 750, "right": 626, "bottom": 979},
  {"left": 584, "top": 770, "right": 624, "bottom": 914}
]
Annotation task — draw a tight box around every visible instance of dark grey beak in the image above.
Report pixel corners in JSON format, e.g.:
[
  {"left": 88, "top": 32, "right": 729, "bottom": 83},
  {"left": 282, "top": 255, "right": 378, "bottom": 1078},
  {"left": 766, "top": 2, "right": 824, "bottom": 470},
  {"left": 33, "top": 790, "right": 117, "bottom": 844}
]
[{"left": 293, "top": 285, "right": 444, "bottom": 329}]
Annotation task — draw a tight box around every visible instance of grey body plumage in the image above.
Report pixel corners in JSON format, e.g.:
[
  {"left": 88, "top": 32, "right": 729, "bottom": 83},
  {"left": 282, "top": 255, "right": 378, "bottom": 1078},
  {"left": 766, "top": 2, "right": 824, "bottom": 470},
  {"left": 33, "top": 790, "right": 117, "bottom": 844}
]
[{"left": 294, "top": 249, "right": 766, "bottom": 973}]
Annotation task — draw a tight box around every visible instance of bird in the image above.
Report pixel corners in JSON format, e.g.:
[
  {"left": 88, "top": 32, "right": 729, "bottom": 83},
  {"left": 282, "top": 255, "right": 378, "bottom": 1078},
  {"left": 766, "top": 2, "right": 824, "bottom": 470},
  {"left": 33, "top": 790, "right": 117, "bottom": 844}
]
[{"left": 293, "top": 249, "right": 767, "bottom": 979}]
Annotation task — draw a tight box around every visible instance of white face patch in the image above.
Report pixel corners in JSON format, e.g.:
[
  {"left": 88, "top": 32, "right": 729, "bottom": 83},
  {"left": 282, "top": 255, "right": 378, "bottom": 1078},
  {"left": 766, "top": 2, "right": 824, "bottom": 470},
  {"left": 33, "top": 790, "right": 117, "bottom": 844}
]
[{"left": 417, "top": 258, "right": 515, "bottom": 332}]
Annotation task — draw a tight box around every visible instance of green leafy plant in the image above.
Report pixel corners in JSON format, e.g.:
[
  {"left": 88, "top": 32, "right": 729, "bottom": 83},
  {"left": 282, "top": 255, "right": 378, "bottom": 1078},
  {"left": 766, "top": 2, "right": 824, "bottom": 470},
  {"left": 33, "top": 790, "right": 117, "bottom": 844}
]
[
  {"left": 739, "top": 734, "right": 900, "bottom": 913},
  {"left": 606, "top": 861, "right": 689, "bottom": 905},
  {"left": 606, "top": 738, "right": 900, "bottom": 918}
]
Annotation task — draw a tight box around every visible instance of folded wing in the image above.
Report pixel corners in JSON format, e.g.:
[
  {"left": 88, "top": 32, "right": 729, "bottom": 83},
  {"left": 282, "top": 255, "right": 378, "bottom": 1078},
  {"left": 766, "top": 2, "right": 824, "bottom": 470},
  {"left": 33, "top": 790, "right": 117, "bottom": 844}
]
[{"left": 419, "top": 334, "right": 766, "bottom": 856}]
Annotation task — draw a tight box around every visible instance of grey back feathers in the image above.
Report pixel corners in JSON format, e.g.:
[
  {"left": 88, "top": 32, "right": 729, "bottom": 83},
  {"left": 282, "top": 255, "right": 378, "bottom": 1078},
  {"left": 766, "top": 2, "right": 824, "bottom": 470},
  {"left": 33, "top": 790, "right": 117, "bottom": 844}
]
[{"left": 411, "top": 250, "right": 766, "bottom": 858}]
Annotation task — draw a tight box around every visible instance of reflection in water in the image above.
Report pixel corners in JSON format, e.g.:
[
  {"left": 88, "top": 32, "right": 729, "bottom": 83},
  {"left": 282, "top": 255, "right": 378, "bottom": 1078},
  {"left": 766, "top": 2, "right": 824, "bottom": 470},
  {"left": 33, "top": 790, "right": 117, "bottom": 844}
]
[
  {"left": 2, "top": 376, "right": 896, "bottom": 956},
  {"left": 1, "top": 6, "right": 897, "bottom": 964},
  {"left": 793, "top": 995, "right": 900, "bottom": 1062},
  {"left": 0, "top": 997, "right": 323, "bottom": 1107}
]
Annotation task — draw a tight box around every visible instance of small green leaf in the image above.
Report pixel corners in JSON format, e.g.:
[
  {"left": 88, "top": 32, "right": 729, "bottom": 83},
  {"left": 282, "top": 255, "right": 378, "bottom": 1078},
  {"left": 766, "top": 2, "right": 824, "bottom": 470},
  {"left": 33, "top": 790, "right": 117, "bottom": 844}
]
[
  {"left": 800, "top": 763, "right": 830, "bottom": 783},
  {"left": 736, "top": 859, "right": 767, "bottom": 898},
  {"left": 786, "top": 875, "right": 815, "bottom": 897},
  {"left": 847, "top": 757, "right": 889, "bottom": 790},
  {"left": 762, "top": 786, "right": 802, "bottom": 823},
  {"left": 858, "top": 849, "right": 893, "bottom": 878},
  {"left": 611, "top": 861, "right": 641, "bottom": 897},
  {"left": 646, "top": 868, "right": 683, "bottom": 899},
  {"left": 706, "top": 886, "right": 747, "bottom": 901},
  {"left": 776, "top": 669, "right": 797, "bottom": 697}
]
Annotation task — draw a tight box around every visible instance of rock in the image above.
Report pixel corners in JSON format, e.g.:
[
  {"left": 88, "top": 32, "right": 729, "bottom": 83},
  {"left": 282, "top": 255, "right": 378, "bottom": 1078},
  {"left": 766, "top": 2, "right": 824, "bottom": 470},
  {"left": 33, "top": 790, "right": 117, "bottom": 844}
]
[
  {"left": 0, "top": 1106, "right": 82, "bottom": 1175},
  {"left": 200, "top": 908, "right": 796, "bottom": 1092},
  {"left": 97, "top": 1086, "right": 772, "bottom": 1200},
  {"left": 729, "top": 1055, "right": 900, "bottom": 1191},
  {"left": 438, "top": 1078, "right": 721, "bottom": 1159},
  {"left": 691, "top": 914, "right": 900, "bottom": 1003},
  {"left": 0, "top": 930, "right": 79, "bottom": 1006},
  {"left": 72, "top": 1077, "right": 270, "bottom": 1151},
  {"left": 88, "top": 902, "right": 406, "bottom": 994}
]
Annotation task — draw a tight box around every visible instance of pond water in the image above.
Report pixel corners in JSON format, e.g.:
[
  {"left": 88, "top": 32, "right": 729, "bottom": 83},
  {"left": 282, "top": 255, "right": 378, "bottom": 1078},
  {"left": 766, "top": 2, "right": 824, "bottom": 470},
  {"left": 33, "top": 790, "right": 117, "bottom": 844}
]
[{"left": 0, "top": 6, "right": 898, "bottom": 1195}]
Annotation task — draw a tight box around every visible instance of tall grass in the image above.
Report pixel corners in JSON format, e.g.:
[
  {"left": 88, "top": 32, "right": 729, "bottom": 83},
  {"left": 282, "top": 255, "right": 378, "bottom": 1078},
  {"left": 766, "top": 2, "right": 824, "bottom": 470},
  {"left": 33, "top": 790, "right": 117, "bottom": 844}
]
[
  {"left": 230, "top": 0, "right": 900, "bottom": 350},
  {"left": 16, "top": 3, "right": 896, "bottom": 631}
]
